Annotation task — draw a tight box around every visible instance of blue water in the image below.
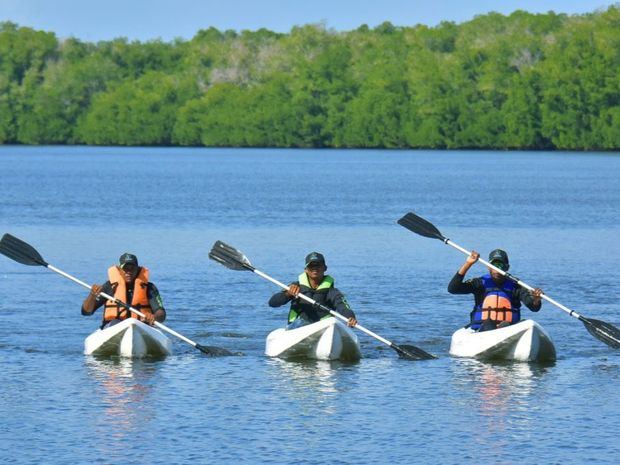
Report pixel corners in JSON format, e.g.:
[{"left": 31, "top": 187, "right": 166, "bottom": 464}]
[{"left": 0, "top": 146, "right": 619, "bottom": 465}]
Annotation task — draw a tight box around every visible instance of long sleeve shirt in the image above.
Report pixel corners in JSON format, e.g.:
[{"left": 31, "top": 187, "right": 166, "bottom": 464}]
[
  {"left": 269, "top": 284, "right": 355, "bottom": 322},
  {"left": 448, "top": 272, "right": 541, "bottom": 312}
]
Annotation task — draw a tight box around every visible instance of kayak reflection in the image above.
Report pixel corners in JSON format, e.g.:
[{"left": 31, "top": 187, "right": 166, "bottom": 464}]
[
  {"left": 266, "top": 358, "right": 359, "bottom": 413},
  {"left": 84, "top": 357, "right": 161, "bottom": 443},
  {"left": 451, "top": 358, "right": 554, "bottom": 453},
  {"left": 454, "top": 359, "right": 553, "bottom": 404}
]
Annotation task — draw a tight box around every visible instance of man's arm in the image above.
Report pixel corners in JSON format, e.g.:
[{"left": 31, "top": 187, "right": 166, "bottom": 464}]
[
  {"left": 448, "top": 273, "right": 479, "bottom": 294},
  {"left": 329, "top": 288, "right": 355, "bottom": 320},
  {"left": 147, "top": 283, "right": 166, "bottom": 322},
  {"left": 81, "top": 281, "right": 112, "bottom": 315},
  {"left": 268, "top": 282, "right": 299, "bottom": 307},
  {"left": 517, "top": 286, "right": 542, "bottom": 312},
  {"left": 448, "top": 251, "right": 481, "bottom": 294},
  {"left": 268, "top": 291, "right": 292, "bottom": 307}
]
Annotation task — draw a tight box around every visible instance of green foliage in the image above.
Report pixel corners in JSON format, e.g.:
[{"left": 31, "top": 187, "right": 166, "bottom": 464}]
[
  {"left": 0, "top": 79, "right": 16, "bottom": 143},
  {"left": 75, "top": 71, "right": 199, "bottom": 145},
  {"left": 0, "top": 7, "right": 618, "bottom": 149},
  {"left": 539, "top": 7, "right": 620, "bottom": 149},
  {"left": 0, "top": 22, "right": 58, "bottom": 83}
]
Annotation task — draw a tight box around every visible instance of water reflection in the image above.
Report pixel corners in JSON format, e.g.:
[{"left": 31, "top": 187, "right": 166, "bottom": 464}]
[
  {"left": 84, "top": 357, "right": 162, "bottom": 442},
  {"left": 457, "top": 359, "right": 552, "bottom": 404},
  {"left": 451, "top": 359, "right": 554, "bottom": 452},
  {"left": 266, "top": 358, "right": 358, "bottom": 414}
]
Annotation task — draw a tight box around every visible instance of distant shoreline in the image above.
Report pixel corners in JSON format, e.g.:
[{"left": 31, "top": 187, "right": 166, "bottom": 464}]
[{"left": 1, "top": 144, "right": 618, "bottom": 154}]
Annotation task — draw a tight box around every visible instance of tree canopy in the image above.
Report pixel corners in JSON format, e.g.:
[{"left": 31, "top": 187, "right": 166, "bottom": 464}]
[{"left": 0, "top": 7, "right": 618, "bottom": 150}]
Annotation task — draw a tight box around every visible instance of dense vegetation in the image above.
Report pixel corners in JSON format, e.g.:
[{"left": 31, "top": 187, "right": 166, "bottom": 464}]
[{"left": 0, "top": 7, "right": 618, "bottom": 149}]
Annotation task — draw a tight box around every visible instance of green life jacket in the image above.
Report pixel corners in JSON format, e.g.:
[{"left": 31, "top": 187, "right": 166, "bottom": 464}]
[{"left": 288, "top": 273, "right": 335, "bottom": 323}]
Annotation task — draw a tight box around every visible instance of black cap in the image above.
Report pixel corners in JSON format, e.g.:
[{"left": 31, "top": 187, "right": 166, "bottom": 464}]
[
  {"left": 305, "top": 252, "right": 326, "bottom": 267},
  {"left": 488, "top": 249, "right": 509, "bottom": 266},
  {"left": 119, "top": 253, "right": 139, "bottom": 269}
]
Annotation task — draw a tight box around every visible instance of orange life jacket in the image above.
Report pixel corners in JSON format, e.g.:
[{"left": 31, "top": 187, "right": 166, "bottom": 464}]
[
  {"left": 103, "top": 266, "right": 152, "bottom": 322},
  {"left": 480, "top": 293, "right": 514, "bottom": 323}
]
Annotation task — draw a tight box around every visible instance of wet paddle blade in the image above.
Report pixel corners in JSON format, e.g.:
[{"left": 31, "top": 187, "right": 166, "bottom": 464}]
[
  {"left": 195, "top": 343, "right": 239, "bottom": 357},
  {"left": 582, "top": 318, "right": 620, "bottom": 349},
  {"left": 397, "top": 212, "right": 446, "bottom": 241},
  {"left": 393, "top": 343, "right": 436, "bottom": 360},
  {"left": 0, "top": 234, "right": 48, "bottom": 267},
  {"left": 209, "top": 241, "right": 254, "bottom": 271}
]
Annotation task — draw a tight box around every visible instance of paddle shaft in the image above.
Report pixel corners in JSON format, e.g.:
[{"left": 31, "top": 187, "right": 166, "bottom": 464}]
[
  {"left": 252, "top": 269, "right": 397, "bottom": 348},
  {"left": 398, "top": 213, "right": 620, "bottom": 348},
  {"left": 46, "top": 264, "right": 206, "bottom": 350},
  {"left": 208, "top": 240, "right": 434, "bottom": 359},
  {"left": 443, "top": 239, "right": 585, "bottom": 320}
]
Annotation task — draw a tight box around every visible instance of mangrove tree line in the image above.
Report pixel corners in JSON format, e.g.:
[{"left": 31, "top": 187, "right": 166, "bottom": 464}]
[{"left": 0, "top": 6, "right": 618, "bottom": 149}]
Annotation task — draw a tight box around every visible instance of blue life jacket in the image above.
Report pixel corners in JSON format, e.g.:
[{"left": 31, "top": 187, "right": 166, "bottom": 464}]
[{"left": 470, "top": 275, "right": 521, "bottom": 330}]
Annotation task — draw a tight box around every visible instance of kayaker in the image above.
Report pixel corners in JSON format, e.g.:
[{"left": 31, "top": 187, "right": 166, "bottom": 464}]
[
  {"left": 448, "top": 249, "right": 543, "bottom": 331},
  {"left": 268, "top": 252, "right": 358, "bottom": 328},
  {"left": 81, "top": 253, "right": 166, "bottom": 328}
]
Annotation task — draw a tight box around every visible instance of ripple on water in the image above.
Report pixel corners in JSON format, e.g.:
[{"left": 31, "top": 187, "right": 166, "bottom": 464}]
[{"left": 1, "top": 148, "right": 619, "bottom": 464}]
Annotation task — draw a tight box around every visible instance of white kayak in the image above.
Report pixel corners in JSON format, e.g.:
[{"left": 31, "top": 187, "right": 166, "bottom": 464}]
[
  {"left": 265, "top": 317, "right": 361, "bottom": 361},
  {"left": 84, "top": 318, "right": 172, "bottom": 358},
  {"left": 449, "top": 319, "right": 556, "bottom": 362}
]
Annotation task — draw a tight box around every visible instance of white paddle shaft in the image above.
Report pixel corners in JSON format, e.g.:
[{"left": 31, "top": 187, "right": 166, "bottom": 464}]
[
  {"left": 252, "top": 269, "right": 395, "bottom": 347},
  {"left": 47, "top": 264, "right": 202, "bottom": 348},
  {"left": 444, "top": 239, "right": 583, "bottom": 319}
]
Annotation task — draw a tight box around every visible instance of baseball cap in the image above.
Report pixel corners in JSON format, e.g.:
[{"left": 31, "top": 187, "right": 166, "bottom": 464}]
[
  {"left": 119, "top": 253, "right": 139, "bottom": 269},
  {"left": 488, "top": 249, "right": 509, "bottom": 266},
  {"left": 305, "top": 252, "right": 326, "bottom": 267}
]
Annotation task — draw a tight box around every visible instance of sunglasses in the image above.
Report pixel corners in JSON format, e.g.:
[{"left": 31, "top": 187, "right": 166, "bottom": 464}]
[{"left": 490, "top": 261, "right": 508, "bottom": 271}]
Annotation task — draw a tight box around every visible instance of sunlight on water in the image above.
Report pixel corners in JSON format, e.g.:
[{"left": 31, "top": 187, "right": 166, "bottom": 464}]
[{"left": 0, "top": 147, "right": 619, "bottom": 465}]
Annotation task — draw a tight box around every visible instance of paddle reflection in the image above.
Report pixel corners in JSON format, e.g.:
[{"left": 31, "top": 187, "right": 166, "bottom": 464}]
[{"left": 84, "top": 356, "right": 161, "bottom": 441}]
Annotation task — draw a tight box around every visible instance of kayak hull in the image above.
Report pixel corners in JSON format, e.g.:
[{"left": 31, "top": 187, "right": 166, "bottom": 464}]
[
  {"left": 449, "top": 319, "right": 556, "bottom": 362},
  {"left": 84, "top": 318, "right": 172, "bottom": 358},
  {"left": 265, "top": 317, "right": 361, "bottom": 361}
]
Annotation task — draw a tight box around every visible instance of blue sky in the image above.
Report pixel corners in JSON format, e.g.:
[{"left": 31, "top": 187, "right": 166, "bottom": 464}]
[{"left": 0, "top": 0, "right": 615, "bottom": 42}]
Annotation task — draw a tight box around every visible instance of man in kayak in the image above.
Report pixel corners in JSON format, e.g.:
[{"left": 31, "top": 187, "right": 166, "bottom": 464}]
[
  {"left": 81, "top": 253, "right": 166, "bottom": 328},
  {"left": 448, "top": 249, "right": 543, "bottom": 331},
  {"left": 268, "top": 252, "right": 358, "bottom": 329}
]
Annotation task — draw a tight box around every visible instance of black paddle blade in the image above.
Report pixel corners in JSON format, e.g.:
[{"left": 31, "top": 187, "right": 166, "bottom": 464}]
[
  {"left": 209, "top": 241, "right": 254, "bottom": 271},
  {"left": 393, "top": 343, "right": 436, "bottom": 360},
  {"left": 397, "top": 212, "right": 446, "bottom": 241},
  {"left": 0, "top": 234, "right": 48, "bottom": 267},
  {"left": 195, "top": 343, "right": 239, "bottom": 357},
  {"left": 582, "top": 318, "right": 620, "bottom": 349}
]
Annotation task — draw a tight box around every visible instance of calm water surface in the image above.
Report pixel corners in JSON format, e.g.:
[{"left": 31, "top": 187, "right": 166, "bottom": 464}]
[{"left": 0, "top": 147, "right": 619, "bottom": 464}]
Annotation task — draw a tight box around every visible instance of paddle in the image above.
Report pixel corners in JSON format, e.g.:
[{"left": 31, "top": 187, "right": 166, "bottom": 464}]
[
  {"left": 208, "top": 240, "right": 436, "bottom": 360},
  {"left": 397, "top": 212, "right": 620, "bottom": 349},
  {"left": 0, "top": 233, "right": 233, "bottom": 356}
]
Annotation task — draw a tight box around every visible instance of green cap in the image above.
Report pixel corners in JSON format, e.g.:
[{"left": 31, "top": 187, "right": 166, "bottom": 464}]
[
  {"left": 305, "top": 252, "right": 325, "bottom": 267},
  {"left": 488, "top": 249, "right": 509, "bottom": 266},
  {"left": 119, "top": 253, "right": 138, "bottom": 269}
]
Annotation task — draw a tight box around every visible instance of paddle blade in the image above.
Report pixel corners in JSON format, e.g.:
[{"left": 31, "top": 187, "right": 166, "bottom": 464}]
[
  {"left": 0, "top": 234, "right": 48, "bottom": 267},
  {"left": 195, "top": 343, "right": 239, "bottom": 357},
  {"left": 209, "top": 241, "right": 254, "bottom": 271},
  {"left": 393, "top": 343, "right": 436, "bottom": 360},
  {"left": 397, "top": 212, "right": 446, "bottom": 241},
  {"left": 582, "top": 318, "right": 620, "bottom": 349}
]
